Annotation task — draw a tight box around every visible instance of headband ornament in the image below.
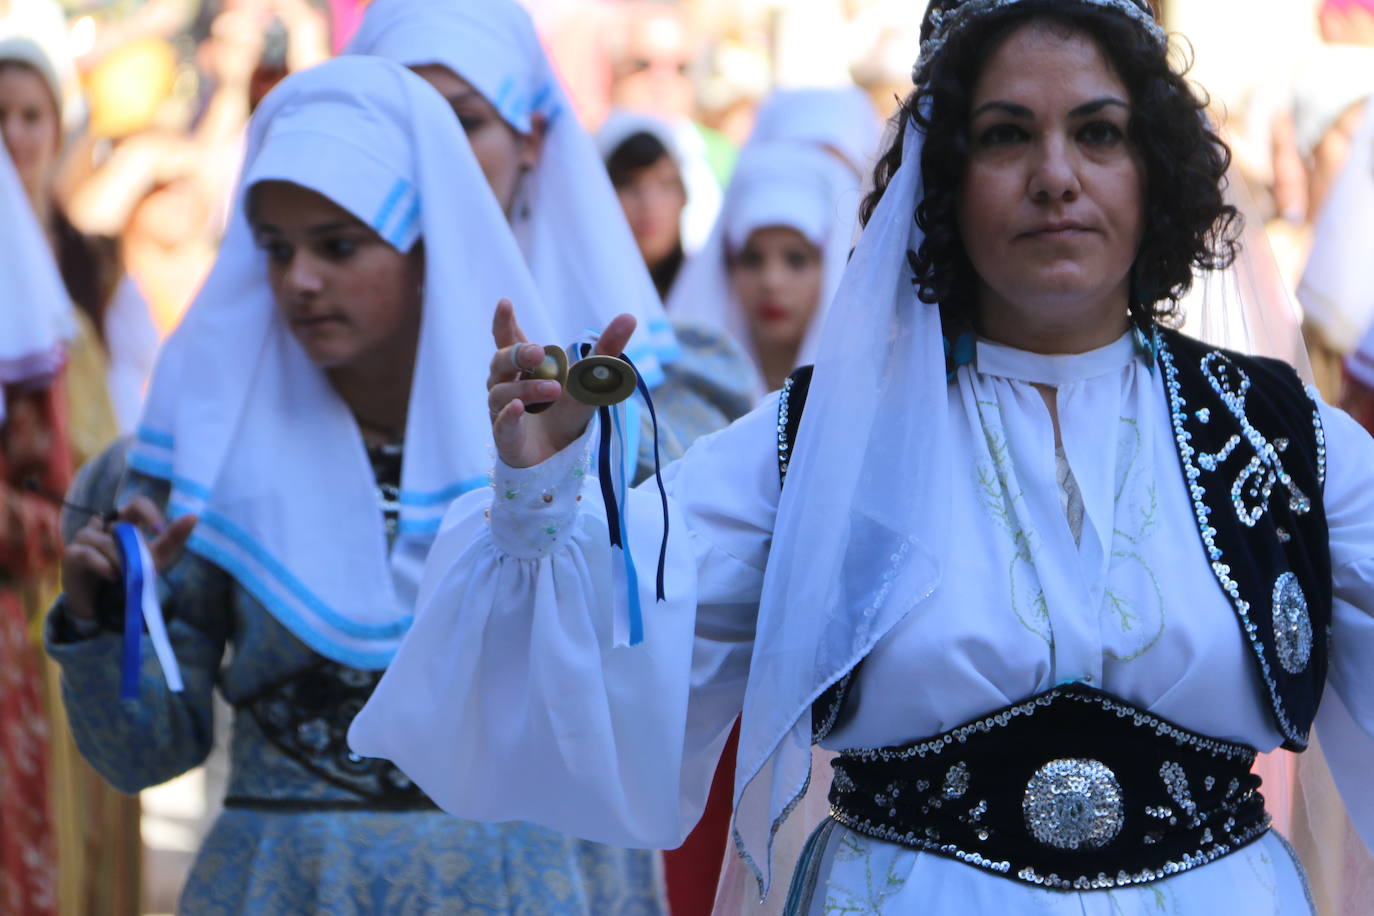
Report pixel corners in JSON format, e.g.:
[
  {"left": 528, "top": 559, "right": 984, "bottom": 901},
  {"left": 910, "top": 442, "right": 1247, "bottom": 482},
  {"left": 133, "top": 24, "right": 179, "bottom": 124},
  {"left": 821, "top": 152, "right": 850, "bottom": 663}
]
[{"left": 914, "top": 0, "right": 1167, "bottom": 79}]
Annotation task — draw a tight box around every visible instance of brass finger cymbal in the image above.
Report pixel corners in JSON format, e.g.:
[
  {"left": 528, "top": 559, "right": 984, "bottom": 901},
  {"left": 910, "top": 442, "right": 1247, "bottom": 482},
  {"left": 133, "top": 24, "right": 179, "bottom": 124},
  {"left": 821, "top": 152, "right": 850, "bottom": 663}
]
[
  {"left": 567, "top": 354, "right": 638, "bottom": 407},
  {"left": 521, "top": 345, "right": 568, "bottom": 414}
]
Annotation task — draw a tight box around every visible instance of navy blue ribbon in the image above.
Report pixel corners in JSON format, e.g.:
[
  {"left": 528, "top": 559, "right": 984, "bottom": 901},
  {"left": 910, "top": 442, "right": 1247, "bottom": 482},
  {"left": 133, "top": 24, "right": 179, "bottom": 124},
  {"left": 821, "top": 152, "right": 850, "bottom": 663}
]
[
  {"left": 578, "top": 344, "right": 670, "bottom": 605},
  {"left": 620, "top": 353, "right": 669, "bottom": 602},
  {"left": 113, "top": 522, "right": 144, "bottom": 701}
]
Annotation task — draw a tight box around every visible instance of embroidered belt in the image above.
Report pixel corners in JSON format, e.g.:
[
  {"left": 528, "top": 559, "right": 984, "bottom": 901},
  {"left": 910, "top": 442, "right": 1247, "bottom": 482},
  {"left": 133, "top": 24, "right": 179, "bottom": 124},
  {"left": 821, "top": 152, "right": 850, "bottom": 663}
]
[
  {"left": 237, "top": 660, "right": 436, "bottom": 810},
  {"left": 827, "top": 684, "right": 1270, "bottom": 891}
]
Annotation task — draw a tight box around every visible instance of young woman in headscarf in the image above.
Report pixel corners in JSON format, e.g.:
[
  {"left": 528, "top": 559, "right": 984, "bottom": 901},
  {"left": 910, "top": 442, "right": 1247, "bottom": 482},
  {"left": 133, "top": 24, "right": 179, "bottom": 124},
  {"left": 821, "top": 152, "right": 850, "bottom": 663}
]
[
  {"left": 355, "top": 1, "right": 1374, "bottom": 912},
  {"left": 49, "top": 56, "right": 662, "bottom": 914},
  {"left": 346, "top": 0, "right": 755, "bottom": 483}
]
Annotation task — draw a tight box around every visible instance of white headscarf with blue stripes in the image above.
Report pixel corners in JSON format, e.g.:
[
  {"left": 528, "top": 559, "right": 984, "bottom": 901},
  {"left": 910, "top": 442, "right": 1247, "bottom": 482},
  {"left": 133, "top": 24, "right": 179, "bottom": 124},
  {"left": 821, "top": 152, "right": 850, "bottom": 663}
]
[
  {"left": 0, "top": 137, "right": 74, "bottom": 421},
  {"left": 129, "top": 57, "right": 557, "bottom": 668},
  {"left": 346, "top": 0, "right": 680, "bottom": 386}
]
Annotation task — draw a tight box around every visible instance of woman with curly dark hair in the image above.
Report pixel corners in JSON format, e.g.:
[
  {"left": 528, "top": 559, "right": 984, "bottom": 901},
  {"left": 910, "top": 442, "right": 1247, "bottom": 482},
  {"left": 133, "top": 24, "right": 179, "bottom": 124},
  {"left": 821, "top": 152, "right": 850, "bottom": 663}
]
[{"left": 353, "top": 1, "right": 1374, "bottom": 912}]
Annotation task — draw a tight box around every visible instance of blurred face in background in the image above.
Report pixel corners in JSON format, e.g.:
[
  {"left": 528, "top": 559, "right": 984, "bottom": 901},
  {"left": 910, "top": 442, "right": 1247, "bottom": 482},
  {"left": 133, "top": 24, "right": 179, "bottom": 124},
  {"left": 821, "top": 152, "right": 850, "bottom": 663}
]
[
  {"left": 0, "top": 61, "right": 60, "bottom": 203},
  {"left": 410, "top": 63, "right": 544, "bottom": 215},
  {"left": 728, "top": 225, "right": 823, "bottom": 356},
  {"left": 613, "top": 152, "right": 685, "bottom": 269},
  {"left": 611, "top": 4, "right": 695, "bottom": 120}
]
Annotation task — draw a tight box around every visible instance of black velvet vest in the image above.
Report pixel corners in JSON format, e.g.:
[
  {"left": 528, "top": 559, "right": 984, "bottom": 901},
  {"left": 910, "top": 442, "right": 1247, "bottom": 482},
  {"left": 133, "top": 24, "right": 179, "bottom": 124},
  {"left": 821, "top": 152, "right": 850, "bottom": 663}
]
[
  {"left": 778, "top": 328, "right": 1331, "bottom": 751},
  {"left": 1153, "top": 328, "right": 1329, "bottom": 749}
]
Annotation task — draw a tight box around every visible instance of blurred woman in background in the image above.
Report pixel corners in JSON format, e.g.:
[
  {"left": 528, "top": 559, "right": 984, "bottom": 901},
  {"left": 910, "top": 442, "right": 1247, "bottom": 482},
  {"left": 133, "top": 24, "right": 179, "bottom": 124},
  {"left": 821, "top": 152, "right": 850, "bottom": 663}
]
[
  {"left": 599, "top": 112, "right": 689, "bottom": 300},
  {"left": 669, "top": 140, "right": 854, "bottom": 394}
]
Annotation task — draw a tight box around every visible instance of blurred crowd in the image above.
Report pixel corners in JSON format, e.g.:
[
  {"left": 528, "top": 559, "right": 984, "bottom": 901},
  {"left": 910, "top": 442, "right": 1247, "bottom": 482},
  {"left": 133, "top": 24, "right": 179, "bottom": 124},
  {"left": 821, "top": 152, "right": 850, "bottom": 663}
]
[{"left": 2, "top": 0, "right": 1374, "bottom": 913}]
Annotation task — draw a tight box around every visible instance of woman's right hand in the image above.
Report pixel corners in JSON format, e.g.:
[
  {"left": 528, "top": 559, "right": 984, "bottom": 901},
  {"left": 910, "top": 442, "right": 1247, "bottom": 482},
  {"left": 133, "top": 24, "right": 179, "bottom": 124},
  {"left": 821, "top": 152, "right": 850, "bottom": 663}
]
[
  {"left": 488, "top": 299, "right": 637, "bottom": 468},
  {"left": 61, "top": 497, "right": 198, "bottom": 622}
]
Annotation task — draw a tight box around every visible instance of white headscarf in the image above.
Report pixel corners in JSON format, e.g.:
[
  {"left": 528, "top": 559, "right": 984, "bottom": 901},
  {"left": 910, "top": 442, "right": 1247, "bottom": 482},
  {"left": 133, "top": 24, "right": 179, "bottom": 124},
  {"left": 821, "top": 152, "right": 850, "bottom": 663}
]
[
  {"left": 0, "top": 139, "right": 74, "bottom": 419},
  {"left": 748, "top": 86, "right": 883, "bottom": 181},
  {"left": 1298, "top": 98, "right": 1374, "bottom": 354},
  {"left": 595, "top": 108, "right": 726, "bottom": 259},
  {"left": 346, "top": 0, "right": 679, "bottom": 386},
  {"left": 667, "top": 141, "right": 856, "bottom": 386},
  {"left": 128, "top": 56, "right": 556, "bottom": 669}
]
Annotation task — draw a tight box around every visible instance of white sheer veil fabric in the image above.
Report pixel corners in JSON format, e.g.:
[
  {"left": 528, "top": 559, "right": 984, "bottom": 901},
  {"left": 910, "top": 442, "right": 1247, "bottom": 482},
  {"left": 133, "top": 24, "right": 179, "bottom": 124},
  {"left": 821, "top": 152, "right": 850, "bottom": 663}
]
[
  {"left": 666, "top": 141, "right": 859, "bottom": 393},
  {"left": 346, "top": 0, "right": 679, "bottom": 386},
  {"left": 728, "top": 114, "right": 949, "bottom": 896},
  {"left": 1180, "top": 162, "right": 1312, "bottom": 380},
  {"left": 128, "top": 56, "right": 556, "bottom": 669},
  {"left": 1298, "top": 98, "right": 1374, "bottom": 356},
  {"left": 0, "top": 139, "right": 75, "bottom": 421}
]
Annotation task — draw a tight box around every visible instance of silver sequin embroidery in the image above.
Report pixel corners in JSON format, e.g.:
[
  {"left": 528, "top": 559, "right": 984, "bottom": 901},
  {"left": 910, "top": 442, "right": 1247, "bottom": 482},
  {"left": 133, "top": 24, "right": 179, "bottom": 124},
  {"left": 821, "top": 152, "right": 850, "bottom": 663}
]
[
  {"left": 914, "top": 0, "right": 1165, "bottom": 78},
  {"left": 1272, "top": 572, "right": 1313, "bottom": 674},
  {"left": 1023, "top": 759, "right": 1125, "bottom": 851}
]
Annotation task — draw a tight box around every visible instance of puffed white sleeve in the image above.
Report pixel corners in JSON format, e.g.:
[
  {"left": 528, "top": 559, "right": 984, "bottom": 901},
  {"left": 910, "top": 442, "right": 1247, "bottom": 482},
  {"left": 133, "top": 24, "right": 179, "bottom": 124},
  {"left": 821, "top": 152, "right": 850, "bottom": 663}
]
[
  {"left": 1314, "top": 398, "right": 1374, "bottom": 854},
  {"left": 348, "top": 397, "right": 781, "bottom": 848}
]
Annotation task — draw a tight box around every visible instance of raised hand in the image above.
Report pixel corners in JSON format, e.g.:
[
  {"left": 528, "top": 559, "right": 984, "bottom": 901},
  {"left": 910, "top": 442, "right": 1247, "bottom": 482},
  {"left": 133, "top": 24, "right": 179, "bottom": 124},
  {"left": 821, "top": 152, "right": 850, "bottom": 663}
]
[
  {"left": 487, "top": 299, "right": 637, "bottom": 468},
  {"left": 61, "top": 497, "right": 198, "bottom": 622}
]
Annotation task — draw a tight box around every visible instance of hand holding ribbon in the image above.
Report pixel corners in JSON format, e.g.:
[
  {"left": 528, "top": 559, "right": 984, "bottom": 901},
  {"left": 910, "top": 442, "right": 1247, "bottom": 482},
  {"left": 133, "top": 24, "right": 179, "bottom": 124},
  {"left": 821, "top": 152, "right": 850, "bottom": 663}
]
[{"left": 61, "top": 497, "right": 197, "bottom": 697}]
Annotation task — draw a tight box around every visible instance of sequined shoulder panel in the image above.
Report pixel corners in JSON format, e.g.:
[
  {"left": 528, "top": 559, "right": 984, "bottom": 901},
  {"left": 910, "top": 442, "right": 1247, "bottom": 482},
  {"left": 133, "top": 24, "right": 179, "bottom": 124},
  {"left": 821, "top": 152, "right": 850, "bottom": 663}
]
[
  {"left": 1155, "top": 328, "right": 1331, "bottom": 750},
  {"left": 777, "top": 365, "right": 814, "bottom": 484}
]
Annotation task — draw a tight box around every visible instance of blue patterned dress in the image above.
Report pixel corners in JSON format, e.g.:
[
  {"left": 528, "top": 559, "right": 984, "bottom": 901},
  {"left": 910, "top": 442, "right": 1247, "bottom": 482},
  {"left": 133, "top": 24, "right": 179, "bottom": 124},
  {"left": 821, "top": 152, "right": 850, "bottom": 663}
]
[{"left": 46, "top": 441, "right": 666, "bottom": 915}]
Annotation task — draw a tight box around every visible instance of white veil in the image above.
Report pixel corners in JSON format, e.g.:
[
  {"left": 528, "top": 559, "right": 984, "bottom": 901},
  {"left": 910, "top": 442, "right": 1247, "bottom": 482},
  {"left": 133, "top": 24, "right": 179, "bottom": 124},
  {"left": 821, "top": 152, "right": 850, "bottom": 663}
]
[
  {"left": 0, "top": 136, "right": 74, "bottom": 421},
  {"left": 725, "top": 111, "right": 948, "bottom": 897}
]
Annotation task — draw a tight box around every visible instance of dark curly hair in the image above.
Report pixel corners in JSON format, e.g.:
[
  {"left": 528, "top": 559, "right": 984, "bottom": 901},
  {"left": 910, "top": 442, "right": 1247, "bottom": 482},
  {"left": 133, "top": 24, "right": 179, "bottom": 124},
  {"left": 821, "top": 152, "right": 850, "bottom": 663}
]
[{"left": 860, "top": 0, "right": 1240, "bottom": 329}]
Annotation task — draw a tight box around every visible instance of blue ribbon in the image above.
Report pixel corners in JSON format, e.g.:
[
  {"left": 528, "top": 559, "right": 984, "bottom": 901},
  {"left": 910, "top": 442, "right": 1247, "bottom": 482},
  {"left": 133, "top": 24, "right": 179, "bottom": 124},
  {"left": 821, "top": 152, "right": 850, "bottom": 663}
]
[
  {"left": 576, "top": 345, "right": 671, "bottom": 646},
  {"left": 610, "top": 405, "right": 644, "bottom": 645},
  {"left": 113, "top": 522, "right": 144, "bottom": 701},
  {"left": 620, "top": 353, "right": 669, "bottom": 603}
]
